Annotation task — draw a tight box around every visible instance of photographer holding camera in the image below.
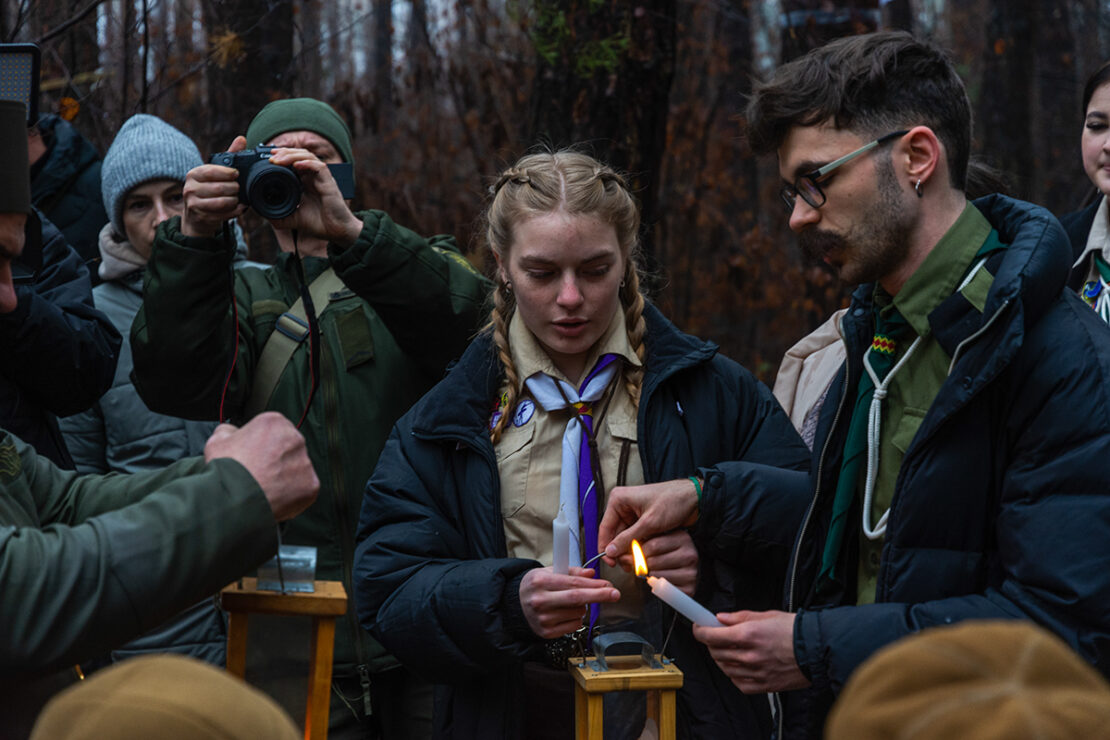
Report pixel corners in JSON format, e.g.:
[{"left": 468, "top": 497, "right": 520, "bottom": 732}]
[{"left": 130, "top": 97, "right": 490, "bottom": 739}]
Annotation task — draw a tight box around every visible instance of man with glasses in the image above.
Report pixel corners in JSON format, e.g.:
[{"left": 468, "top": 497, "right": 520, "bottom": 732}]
[{"left": 598, "top": 30, "right": 1110, "bottom": 738}]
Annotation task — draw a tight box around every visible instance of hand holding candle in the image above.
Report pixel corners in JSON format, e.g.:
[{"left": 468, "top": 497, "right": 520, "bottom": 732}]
[
  {"left": 519, "top": 566, "right": 620, "bottom": 639},
  {"left": 632, "top": 539, "right": 722, "bottom": 627}
]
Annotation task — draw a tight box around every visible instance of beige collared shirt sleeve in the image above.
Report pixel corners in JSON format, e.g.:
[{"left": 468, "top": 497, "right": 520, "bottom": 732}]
[{"left": 495, "top": 308, "right": 646, "bottom": 623}]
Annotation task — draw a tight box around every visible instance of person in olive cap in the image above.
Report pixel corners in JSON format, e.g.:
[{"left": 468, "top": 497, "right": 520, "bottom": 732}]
[
  {"left": 0, "top": 99, "right": 321, "bottom": 738},
  {"left": 130, "top": 97, "right": 490, "bottom": 739}
]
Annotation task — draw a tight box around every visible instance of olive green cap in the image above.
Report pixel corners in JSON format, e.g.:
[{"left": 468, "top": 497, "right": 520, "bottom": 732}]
[{"left": 245, "top": 97, "right": 354, "bottom": 168}]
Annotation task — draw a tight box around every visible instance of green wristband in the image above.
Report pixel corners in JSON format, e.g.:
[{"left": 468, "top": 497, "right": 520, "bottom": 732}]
[{"left": 688, "top": 475, "right": 703, "bottom": 508}]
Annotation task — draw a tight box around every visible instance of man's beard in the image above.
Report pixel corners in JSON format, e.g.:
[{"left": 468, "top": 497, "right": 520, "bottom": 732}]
[{"left": 797, "top": 160, "right": 913, "bottom": 287}]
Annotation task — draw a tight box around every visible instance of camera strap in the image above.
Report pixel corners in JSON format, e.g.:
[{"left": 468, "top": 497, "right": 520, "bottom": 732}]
[
  {"left": 285, "top": 230, "right": 323, "bottom": 428},
  {"left": 246, "top": 262, "right": 343, "bottom": 418}
]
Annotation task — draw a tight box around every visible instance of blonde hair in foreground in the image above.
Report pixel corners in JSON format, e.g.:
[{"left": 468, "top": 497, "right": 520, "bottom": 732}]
[{"left": 485, "top": 150, "right": 646, "bottom": 443}]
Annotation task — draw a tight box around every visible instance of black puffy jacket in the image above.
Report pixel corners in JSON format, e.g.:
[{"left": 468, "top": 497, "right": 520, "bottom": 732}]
[
  {"left": 0, "top": 211, "right": 120, "bottom": 467},
  {"left": 775, "top": 195, "right": 1110, "bottom": 737},
  {"left": 30, "top": 115, "right": 108, "bottom": 282},
  {"left": 353, "top": 305, "right": 810, "bottom": 739}
]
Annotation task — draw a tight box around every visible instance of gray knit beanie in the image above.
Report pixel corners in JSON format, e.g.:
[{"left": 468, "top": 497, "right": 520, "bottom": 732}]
[{"left": 101, "top": 114, "right": 202, "bottom": 238}]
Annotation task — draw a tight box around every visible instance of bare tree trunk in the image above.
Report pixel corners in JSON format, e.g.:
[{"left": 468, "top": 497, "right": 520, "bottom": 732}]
[
  {"left": 372, "top": 0, "right": 394, "bottom": 138},
  {"left": 199, "top": 0, "right": 294, "bottom": 151},
  {"left": 528, "top": 0, "right": 676, "bottom": 287},
  {"left": 140, "top": 0, "right": 149, "bottom": 111},
  {"left": 882, "top": 0, "right": 914, "bottom": 30},
  {"left": 750, "top": 0, "right": 782, "bottom": 80},
  {"left": 325, "top": 0, "right": 343, "bottom": 96},
  {"left": 120, "top": 0, "right": 132, "bottom": 120},
  {"left": 297, "top": 0, "right": 324, "bottom": 98}
]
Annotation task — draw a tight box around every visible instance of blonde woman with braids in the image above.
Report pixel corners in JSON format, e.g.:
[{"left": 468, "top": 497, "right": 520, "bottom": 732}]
[{"left": 353, "top": 150, "right": 810, "bottom": 739}]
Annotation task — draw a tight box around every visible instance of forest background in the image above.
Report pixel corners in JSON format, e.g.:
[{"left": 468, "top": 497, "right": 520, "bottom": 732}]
[{"left": 4, "top": 0, "right": 1108, "bottom": 379}]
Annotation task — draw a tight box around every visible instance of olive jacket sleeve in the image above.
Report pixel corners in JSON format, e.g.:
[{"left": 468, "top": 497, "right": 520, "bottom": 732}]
[{"left": 0, "top": 432, "right": 278, "bottom": 674}]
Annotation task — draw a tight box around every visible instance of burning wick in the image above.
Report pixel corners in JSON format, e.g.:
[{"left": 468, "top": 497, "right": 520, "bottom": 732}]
[{"left": 632, "top": 539, "right": 723, "bottom": 627}]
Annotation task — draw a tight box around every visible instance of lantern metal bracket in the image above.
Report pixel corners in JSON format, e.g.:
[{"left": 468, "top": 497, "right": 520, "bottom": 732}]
[{"left": 586, "top": 631, "right": 666, "bottom": 672}]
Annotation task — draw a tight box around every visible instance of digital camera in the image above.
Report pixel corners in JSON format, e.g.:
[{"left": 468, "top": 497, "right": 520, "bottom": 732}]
[{"left": 209, "top": 146, "right": 355, "bottom": 220}]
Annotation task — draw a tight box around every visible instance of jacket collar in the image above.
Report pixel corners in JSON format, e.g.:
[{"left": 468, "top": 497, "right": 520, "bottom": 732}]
[
  {"left": 842, "top": 195, "right": 1069, "bottom": 357},
  {"left": 409, "top": 303, "right": 718, "bottom": 443},
  {"left": 972, "top": 194, "right": 1070, "bottom": 326}
]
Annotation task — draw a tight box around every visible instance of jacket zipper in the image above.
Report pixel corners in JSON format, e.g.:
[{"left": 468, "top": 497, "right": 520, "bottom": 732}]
[
  {"left": 321, "top": 339, "right": 372, "bottom": 715},
  {"left": 778, "top": 317, "right": 853, "bottom": 738},
  {"left": 947, "top": 298, "right": 1011, "bottom": 375}
]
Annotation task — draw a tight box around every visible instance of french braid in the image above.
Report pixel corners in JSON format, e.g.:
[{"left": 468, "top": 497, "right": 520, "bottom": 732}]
[
  {"left": 620, "top": 262, "right": 647, "bottom": 407},
  {"left": 488, "top": 284, "right": 520, "bottom": 444}
]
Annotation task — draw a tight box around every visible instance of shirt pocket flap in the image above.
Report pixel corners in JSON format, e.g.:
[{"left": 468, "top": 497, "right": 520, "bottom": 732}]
[
  {"left": 891, "top": 406, "right": 927, "bottom": 454},
  {"left": 497, "top": 421, "right": 535, "bottom": 518},
  {"left": 606, "top": 415, "right": 637, "bottom": 442},
  {"left": 496, "top": 416, "right": 535, "bottom": 462}
]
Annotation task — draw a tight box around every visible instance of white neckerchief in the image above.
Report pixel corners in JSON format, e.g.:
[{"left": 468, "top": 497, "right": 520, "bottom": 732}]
[{"left": 524, "top": 359, "right": 620, "bottom": 567}]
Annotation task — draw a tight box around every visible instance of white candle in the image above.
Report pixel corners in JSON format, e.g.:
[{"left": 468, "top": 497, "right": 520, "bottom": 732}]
[
  {"left": 646, "top": 575, "right": 723, "bottom": 627},
  {"left": 552, "top": 509, "right": 569, "bottom": 575}
]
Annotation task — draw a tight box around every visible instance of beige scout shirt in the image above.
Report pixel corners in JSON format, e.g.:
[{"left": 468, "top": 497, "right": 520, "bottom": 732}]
[
  {"left": 1073, "top": 195, "right": 1110, "bottom": 285},
  {"left": 496, "top": 307, "right": 646, "bottom": 623}
]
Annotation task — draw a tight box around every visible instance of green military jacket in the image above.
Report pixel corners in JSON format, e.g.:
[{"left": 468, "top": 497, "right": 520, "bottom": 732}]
[
  {"left": 0, "top": 432, "right": 277, "bottom": 733},
  {"left": 130, "top": 211, "right": 490, "bottom": 681}
]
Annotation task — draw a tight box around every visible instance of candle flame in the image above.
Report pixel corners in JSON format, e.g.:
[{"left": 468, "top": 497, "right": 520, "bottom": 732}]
[{"left": 631, "top": 539, "right": 649, "bottom": 577}]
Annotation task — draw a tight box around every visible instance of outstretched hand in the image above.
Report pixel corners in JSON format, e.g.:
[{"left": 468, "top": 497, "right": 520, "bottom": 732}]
[
  {"left": 204, "top": 411, "right": 319, "bottom": 522},
  {"left": 598, "top": 478, "right": 700, "bottom": 567}
]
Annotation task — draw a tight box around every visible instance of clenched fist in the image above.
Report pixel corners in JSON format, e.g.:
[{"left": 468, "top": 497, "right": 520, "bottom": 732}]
[{"left": 204, "top": 411, "right": 319, "bottom": 521}]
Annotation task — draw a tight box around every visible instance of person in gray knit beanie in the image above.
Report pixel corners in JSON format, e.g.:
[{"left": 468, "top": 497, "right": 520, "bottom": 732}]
[{"left": 100, "top": 114, "right": 201, "bottom": 241}]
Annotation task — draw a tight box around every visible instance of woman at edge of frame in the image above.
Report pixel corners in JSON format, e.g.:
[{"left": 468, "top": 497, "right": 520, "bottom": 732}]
[
  {"left": 352, "top": 149, "right": 811, "bottom": 739},
  {"left": 1062, "top": 59, "right": 1110, "bottom": 318}
]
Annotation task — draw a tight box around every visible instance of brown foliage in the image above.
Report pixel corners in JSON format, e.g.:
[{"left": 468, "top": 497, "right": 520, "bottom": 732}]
[{"left": 10, "top": 0, "right": 1110, "bottom": 382}]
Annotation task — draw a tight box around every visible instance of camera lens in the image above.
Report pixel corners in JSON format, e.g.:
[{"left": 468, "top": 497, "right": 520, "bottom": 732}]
[{"left": 245, "top": 163, "right": 301, "bottom": 219}]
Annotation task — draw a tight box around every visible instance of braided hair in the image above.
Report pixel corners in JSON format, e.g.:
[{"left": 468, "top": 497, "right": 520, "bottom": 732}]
[{"left": 484, "top": 150, "right": 645, "bottom": 443}]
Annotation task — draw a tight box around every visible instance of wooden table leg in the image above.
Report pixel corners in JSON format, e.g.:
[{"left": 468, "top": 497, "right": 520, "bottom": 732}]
[
  {"left": 657, "top": 689, "right": 676, "bottom": 740},
  {"left": 226, "top": 611, "right": 249, "bottom": 679},
  {"left": 575, "top": 682, "right": 587, "bottom": 739},
  {"left": 304, "top": 616, "right": 336, "bottom": 740},
  {"left": 575, "top": 681, "right": 606, "bottom": 739}
]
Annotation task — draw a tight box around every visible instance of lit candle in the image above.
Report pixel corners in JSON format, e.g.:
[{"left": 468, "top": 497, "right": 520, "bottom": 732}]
[
  {"left": 552, "top": 509, "right": 569, "bottom": 575},
  {"left": 632, "top": 539, "right": 722, "bottom": 627}
]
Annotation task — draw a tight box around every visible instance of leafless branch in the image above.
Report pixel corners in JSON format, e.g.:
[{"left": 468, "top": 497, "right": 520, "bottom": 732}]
[{"left": 36, "top": 0, "right": 105, "bottom": 45}]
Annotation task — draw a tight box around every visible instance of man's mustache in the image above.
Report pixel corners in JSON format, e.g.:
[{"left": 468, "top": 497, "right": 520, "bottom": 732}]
[{"left": 798, "top": 228, "right": 847, "bottom": 264}]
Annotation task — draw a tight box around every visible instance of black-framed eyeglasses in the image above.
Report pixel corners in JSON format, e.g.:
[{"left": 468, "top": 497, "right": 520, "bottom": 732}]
[{"left": 779, "top": 130, "right": 909, "bottom": 213}]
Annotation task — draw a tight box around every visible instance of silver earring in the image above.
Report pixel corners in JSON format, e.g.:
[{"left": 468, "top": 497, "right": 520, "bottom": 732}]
[
  {"left": 619, "top": 279, "right": 626, "bottom": 289},
  {"left": 503, "top": 281, "right": 512, "bottom": 294},
  {"left": 915, "top": 179, "right": 924, "bottom": 198}
]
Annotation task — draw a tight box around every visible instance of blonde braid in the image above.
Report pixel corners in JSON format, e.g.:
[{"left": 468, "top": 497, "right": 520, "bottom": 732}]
[
  {"left": 621, "top": 263, "right": 647, "bottom": 408},
  {"left": 488, "top": 285, "right": 520, "bottom": 444}
]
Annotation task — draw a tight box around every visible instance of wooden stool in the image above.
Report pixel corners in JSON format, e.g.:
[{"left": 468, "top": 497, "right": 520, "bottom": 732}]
[
  {"left": 221, "top": 577, "right": 347, "bottom": 740},
  {"left": 569, "top": 653, "right": 683, "bottom": 740}
]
